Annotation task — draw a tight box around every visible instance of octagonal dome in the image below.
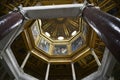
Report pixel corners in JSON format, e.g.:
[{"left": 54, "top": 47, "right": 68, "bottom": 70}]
[{"left": 30, "top": 19, "right": 89, "bottom": 56}]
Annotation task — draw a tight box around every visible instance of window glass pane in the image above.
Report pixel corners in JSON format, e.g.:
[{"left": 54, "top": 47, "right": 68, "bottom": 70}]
[
  {"left": 38, "top": 38, "right": 50, "bottom": 53},
  {"left": 31, "top": 22, "right": 40, "bottom": 40},
  {"left": 72, "top": 37, "right": 84, "bottom": 51}
]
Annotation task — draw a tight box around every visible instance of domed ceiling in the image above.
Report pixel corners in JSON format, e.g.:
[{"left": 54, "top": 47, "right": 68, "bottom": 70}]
[
  {"left": 24, "top": 2, "right": 90, "bottom": 57},
  {"left": 30, "top": 19, "right": 88, "bottom": 56},
  {"left": 41, "top": 17, "right": 80, "bottom": 40}
]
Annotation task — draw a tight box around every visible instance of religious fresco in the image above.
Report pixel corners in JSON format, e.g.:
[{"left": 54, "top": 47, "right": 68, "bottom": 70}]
[
  {"left": 31, "top": 22, "right": 40, "bottom": 40},
  {"left": 54, "top": 45, "right": 67, "bottom": 55},
  {"left": 38, "top": 38, "right": 50, "bottom": 53},
  {"left": 72, "top": 37, "right": 84, "bottom": 51}
]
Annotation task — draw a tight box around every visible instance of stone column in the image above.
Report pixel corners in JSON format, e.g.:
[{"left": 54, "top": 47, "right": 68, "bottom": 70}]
[
  {"left": 0, "top": 11, "right": 24, "bottom": 40},
  {"left": 82, "top": 6, "right": 120, "bottom": 62},
  {"left": 71, "top": 62, "right": 76, "bottom": 80},
  {"left": 91, "top": 49, "right": 101, "bottom": 66},
  {"left": 45, "top": 63, "right": 50, "bottom": 80},
  {"left": 21, "top": 52, "right": 31, "bottom": 69}
]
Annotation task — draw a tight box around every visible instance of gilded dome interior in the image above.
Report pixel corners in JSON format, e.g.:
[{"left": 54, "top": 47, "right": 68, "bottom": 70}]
[
  {"left": 41, "top": 18, "right": 80, "bottom": 40},
  {"left": 29, "top": 18, "right": 89, "bottom": 56}
]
